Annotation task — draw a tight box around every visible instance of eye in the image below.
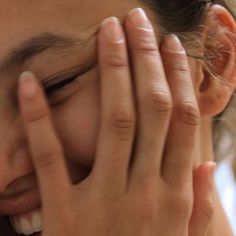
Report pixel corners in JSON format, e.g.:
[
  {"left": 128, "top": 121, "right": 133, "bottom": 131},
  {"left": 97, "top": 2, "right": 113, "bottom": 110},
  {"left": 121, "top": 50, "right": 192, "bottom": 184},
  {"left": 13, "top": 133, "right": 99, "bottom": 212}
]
[
  {"left": 44, "top": 75, "right": 79, "bottom": 96},
  {"left": 40, "top": 59, "right": 96, "bottom": 104}
]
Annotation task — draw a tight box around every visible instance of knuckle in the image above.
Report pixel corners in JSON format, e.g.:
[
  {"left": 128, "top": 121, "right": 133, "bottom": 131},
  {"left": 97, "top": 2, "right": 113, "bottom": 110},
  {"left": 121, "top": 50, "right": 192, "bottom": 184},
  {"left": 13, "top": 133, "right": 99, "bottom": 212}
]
[
  {"left": 36, "top": 146, "right": 62, "bottom": 170},
  {"left": 169, "top": 191, "right": 193, "bottom": 216},
  {"left": 200, "top": 202, "right": 215, "bottom": 222},
  {"left": 105, "top": 50, "right": 128, "bottom": 68},
  {"left": 133, "top": 170, "right": 158, "bottom": 191},
  {"left": 168, "top": 61, "right": 189, "bottom": 75},
  {"left": 134, "top": 195, "right": 157, "bottom": 222},
  {"left": 140, "top": 201, "right": 157, "bottom": 221},
  {"left": 136, "top": 42, "right": 158, "bottom": 55},
  {"left": 108, "top": 107, "right": 135, "bottom": 140},
  {"left": 135, "top": 31, "right": 158, "bottom": 54},
  {"left": 176, "top": 102, "right": 200, "bottom": 127},
  {"left": 144, "top": 91, "right": 173, "bottom": 119},
  {"left": 25, "top": 106, "right": 48, "bottom": 123}
]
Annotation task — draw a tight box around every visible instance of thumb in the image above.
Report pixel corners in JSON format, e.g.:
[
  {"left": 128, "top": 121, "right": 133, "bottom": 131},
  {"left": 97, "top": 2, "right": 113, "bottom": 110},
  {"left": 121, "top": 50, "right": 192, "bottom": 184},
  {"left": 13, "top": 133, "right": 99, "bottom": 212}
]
[{"left": 189, "top": 161, "right": 216, "bottom": 236}]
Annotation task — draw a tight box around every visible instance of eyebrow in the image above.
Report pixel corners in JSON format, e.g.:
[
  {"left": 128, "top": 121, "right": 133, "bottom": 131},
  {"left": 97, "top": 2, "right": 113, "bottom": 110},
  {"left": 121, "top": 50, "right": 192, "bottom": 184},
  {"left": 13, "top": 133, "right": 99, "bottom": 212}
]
[{"left": 0, "top": 32, "right": 91, "bottom": 75}]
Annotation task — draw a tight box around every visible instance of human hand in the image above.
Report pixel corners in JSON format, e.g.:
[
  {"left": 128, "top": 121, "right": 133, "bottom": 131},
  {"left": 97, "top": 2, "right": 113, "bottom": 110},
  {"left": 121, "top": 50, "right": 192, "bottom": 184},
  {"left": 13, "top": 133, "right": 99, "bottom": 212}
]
[
  {"left": 0, "top": 162, "right": 215, "bottom": 236},
  {"left": 17, "top": 7, "right": 214, "bottom": 236},
  {"left": 0, "top": 163, "right": 215, "bottom": 236}
]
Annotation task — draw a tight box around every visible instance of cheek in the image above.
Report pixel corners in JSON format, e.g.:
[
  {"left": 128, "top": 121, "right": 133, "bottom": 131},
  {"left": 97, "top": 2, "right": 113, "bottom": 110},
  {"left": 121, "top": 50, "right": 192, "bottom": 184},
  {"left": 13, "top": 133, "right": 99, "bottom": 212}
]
[{"left": 52, "top": 83, "right": 101, "bottom": 169}]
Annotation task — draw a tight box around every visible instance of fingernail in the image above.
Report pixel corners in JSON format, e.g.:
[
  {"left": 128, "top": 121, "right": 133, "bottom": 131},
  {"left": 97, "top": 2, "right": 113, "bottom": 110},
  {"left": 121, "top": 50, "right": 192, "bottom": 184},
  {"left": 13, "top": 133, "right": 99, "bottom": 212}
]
[
  {"left": 128, "top": 8, "right": 152, "bottom": 30},
  {"left": 19, "top": 71, "right": 37, "bottom": 98},
  {"left": 163, "top": 34, "right": 185, "bottom": 53},
  {"left": 101, "top": 17, "right": 125, "bottom": 43}
]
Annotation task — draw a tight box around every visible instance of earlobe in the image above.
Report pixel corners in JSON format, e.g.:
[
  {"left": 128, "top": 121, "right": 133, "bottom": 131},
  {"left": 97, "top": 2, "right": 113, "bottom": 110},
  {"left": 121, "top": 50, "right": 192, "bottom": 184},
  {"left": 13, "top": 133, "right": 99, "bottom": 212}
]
[{"left": 197, "top": 4, "right": 236, "bottom": 117}]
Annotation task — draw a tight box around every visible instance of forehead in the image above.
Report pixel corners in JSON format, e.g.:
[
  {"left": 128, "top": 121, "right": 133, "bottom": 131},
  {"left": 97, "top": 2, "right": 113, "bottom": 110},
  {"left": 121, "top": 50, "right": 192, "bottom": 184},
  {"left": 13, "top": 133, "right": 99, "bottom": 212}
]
[
  {"left": 0, "top": 1, "right": 142, "bottom": 35},
  {"left": 0, "top": 0, "right": 141, "bottom": 57}
]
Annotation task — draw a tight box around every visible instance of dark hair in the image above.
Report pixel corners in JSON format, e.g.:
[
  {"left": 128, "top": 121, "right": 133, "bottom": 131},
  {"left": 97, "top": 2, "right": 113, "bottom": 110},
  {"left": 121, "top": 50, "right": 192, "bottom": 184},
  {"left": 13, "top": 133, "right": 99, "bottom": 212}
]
[
  {"left": 142, "top": 0, "right": 211, "bottom": 32},
  {"left": 142, "top": 0, "right": 235, "bottom": 32},
  {"left": 141, "top": 0, "right": 236, "bottom": 176}
]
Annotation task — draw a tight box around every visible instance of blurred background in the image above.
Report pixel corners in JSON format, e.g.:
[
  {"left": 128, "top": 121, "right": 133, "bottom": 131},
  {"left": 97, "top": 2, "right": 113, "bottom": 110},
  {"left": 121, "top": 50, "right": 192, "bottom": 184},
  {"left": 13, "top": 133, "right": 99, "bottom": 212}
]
[
  {"left": 210, "top": 0, "right": 236, "bottom": 233},
  {"left": 215, "top": 158, "right": 236, "bottom": 234}
]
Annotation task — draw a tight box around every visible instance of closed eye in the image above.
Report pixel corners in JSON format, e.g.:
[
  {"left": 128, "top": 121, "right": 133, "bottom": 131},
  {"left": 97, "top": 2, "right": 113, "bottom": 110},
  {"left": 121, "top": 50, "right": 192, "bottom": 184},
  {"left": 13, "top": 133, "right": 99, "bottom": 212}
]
[
  {"left": 45, "top": 75, "right": 79, "bottom": 96},
  {"left": 42, "top": 59, "right": 96, "bottom": 97}
]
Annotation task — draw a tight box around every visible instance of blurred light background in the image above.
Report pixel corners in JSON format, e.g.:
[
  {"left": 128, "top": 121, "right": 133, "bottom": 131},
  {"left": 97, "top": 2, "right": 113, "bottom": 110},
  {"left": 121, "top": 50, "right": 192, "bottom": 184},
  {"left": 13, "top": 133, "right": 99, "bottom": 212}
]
[{"left": 215, "top": 159, "right": 236, "bottom": 234}]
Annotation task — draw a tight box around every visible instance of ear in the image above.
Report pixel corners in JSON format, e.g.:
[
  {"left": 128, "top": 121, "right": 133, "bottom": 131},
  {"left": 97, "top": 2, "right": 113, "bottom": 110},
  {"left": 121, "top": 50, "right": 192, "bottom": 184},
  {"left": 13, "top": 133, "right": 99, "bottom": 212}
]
[{"left": 196, "top": 4, "right": 236, "bottom": 117}]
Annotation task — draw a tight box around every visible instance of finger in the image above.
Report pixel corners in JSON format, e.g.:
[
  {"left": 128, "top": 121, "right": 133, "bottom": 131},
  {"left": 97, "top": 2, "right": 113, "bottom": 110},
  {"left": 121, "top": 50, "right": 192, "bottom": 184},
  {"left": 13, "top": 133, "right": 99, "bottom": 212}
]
[
  {"left": 125, "top": 8, "right": 172, "bottom": 188},
  {"left": 18, "top": 72, "right": 71, "bottom": 209},
  {"left": 92, "top": 17, "right": 135, "bottom": 193},
  {"left": 189, "top": 162, "right": 216, "bottom": 236},
  {"left": 160, "top": 34, "right": 200, "bottom": 186}
]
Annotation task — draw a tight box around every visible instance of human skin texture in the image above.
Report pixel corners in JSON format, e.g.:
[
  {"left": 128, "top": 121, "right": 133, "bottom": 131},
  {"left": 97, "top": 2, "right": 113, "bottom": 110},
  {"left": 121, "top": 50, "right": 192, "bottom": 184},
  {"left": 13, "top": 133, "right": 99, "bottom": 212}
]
[
  {"left": 0, "top": 1, "right": 235, "bottom": 235},
  {"left": 0, "top": 0, "right": 143, "bottom": 185}
]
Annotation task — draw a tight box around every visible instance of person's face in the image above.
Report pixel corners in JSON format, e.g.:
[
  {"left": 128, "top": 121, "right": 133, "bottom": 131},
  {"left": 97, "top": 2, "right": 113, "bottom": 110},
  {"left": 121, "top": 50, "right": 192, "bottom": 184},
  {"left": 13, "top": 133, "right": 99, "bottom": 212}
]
[{"left": 0, "top": 0, "right": 154, "bottom": 196}]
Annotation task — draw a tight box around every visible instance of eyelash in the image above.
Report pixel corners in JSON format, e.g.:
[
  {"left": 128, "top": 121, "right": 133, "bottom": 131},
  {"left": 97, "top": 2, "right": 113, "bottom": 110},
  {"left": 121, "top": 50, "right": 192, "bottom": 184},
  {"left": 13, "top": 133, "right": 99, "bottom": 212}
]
[
  {"left": 42, "top": 60, "right": 96, "bottom": 97},
  {"left": 44, "top": 75, "right": 79, "bottom": 96}
]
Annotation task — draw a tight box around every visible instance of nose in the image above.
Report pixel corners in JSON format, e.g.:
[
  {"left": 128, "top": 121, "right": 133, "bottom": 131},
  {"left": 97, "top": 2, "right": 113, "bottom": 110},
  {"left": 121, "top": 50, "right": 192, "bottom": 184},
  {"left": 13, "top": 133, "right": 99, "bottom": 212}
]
[
  {"left": 0, "top": 118, "right": 35, "bottom": 193},
  {"left": 0, "top": 147, "right": 35, "bottom": 192}
]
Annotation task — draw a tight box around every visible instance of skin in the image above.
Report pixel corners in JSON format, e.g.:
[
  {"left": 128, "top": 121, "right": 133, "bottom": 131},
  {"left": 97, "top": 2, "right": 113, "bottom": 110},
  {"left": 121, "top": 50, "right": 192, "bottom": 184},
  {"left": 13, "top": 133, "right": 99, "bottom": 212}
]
[
  {"left": 0, "top": 0, "right": 156, "bottom": 186},
  {"left": 0, "top": 0, "right": 235, "bottom": 235}
]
